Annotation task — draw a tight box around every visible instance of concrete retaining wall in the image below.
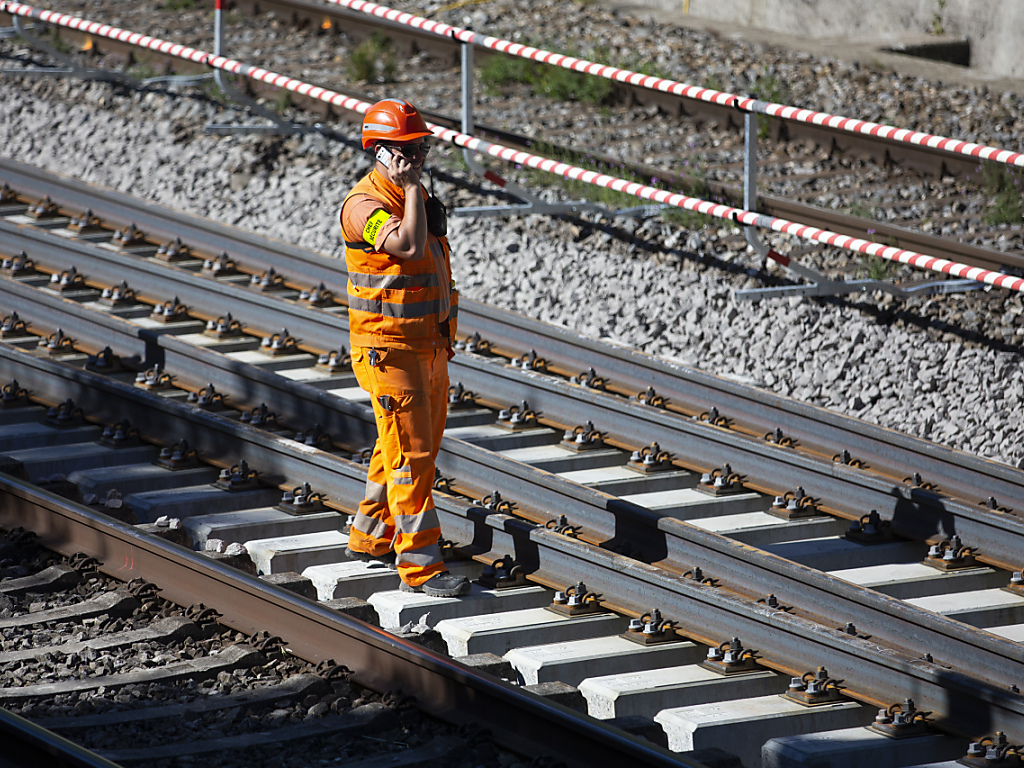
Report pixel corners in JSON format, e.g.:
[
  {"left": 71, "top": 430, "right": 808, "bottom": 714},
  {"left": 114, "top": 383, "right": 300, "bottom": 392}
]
[{"left": 623, "top": 0, "right": 1024, "bottom": 80}]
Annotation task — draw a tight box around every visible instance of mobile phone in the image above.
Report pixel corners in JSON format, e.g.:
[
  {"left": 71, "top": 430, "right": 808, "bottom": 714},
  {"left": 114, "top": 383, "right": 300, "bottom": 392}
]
[{"left": 375, "top": 146, "right": 391, "bottom": 168}]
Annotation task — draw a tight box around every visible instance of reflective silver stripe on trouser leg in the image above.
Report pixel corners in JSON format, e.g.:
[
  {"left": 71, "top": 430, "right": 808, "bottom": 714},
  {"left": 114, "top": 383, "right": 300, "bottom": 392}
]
[
  {"left": 352, "top": 511, "right": 391, "bottom": 540},
  {"left": 394, "top": 507, "right": 443, "bottom": 568},
  {"left": 394, "top": 506, "right": 440, "bottom": 535},
  {"left": 392, "top": 464, "right": 414, "bottom": 486},
  {"left": 351, "top": 478, "right": 389, "bottom": 539},
  {"left": 399, "top": 543, "right": 443, "bottom": 567},
  {"left": 364, "top": 478, "right": 386, "bottom": 502}
]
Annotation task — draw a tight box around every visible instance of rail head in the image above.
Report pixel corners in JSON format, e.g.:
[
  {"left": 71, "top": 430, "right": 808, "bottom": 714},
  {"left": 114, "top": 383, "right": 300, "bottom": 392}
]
[{"left": 0, "top": 707, "right": 122, "bottom": 768}]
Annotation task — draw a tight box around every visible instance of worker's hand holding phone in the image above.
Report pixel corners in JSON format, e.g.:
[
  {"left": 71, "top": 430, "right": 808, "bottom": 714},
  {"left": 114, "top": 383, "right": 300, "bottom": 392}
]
[{"left": 378, "top": 145, "right": 421, "bottom": 188}]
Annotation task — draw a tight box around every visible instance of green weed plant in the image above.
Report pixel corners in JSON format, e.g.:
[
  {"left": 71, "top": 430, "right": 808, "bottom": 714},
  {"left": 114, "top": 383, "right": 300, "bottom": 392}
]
[
  {"left": 478, "top": 43, "right": 670, "bottom": 105},
  {"left": 752, "top": 72, "right": 788, "bottom": 139},
  {"left": 981, "top": 162, "right": 1024, "bottom": 225},
  {"left": 348, "top": 32, "right": 397, "bottom": 84}
]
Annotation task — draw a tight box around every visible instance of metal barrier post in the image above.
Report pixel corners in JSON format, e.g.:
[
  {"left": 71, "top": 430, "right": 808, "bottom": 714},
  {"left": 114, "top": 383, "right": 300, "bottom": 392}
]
[
  {"left": 215, "top": 0, "right": 223, "bottom": 60},
  {"left": 452, "top": 42, "right": 609, "bottom": 218},
  {"left": 460, "top": 37, "right": 475, "bottom": 170},
  {"left": 736, "top": 105, "right": 983, "bottom": 301},
  {"left": 744, "top": 109, "right": 757, "bottom": 215},
  {"left": 205, "top": 0, "right": 306, "bottom": 135}
]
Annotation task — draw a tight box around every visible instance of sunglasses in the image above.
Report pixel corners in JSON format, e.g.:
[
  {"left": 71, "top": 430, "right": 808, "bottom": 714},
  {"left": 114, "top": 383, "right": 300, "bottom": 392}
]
[{"left": 387, "top": 143, "right": 430, "bottom": 160}]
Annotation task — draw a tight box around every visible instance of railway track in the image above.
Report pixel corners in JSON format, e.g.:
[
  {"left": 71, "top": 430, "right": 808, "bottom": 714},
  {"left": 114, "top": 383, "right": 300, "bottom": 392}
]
[
  {"left": 1, "top": 161, "right": 1024, "bottom": 766},
  {"left": 0, "top": 528, "right": 588, "bottom": 768},
  {"left": 2, "top": 0, "right": 1022, "bottom": 282}
]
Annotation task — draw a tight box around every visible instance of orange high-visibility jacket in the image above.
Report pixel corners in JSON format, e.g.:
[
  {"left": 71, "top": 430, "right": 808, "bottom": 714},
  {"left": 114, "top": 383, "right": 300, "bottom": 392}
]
[{"left": 340, "top": 169, "right": 458, "bottom": 350}]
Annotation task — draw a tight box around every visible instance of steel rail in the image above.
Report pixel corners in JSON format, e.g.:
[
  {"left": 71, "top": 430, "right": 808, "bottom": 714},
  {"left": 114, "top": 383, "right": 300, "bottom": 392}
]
[
  {"left": 0, "top": 457, "right": 689, "bottom": 768},
  {"left": 5, "top": 216, "right": 1024, "bottom": 547},
  {"left": 4, "top": 228, "right": 1024, "bottom": 706},
  {"left": 1, "top": 160, "right": 1021, "bottom": 510},
  {"left": 0, "top": 708, "right": 123, "bottom": 768},
  {"left": 4, "top": 194, "right": 1024, "bottom": 569},
  {"left": 2, "top": 344, "right": 1024, "bottom": 743}
]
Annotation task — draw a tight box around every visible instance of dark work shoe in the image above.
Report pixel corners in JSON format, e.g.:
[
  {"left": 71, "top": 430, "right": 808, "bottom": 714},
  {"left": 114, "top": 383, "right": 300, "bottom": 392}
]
[
  {"left": 345, "top": 546, "right": 397, "bottom": 570},
  {"left": 400, "top": 572, "right": 470, "bottom": 598}
]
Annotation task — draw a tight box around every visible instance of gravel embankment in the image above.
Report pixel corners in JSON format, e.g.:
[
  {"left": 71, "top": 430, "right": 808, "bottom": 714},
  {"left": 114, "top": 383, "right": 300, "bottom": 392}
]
[{"left": 1, "top": 0, "right": 1022, "bottom": 468}]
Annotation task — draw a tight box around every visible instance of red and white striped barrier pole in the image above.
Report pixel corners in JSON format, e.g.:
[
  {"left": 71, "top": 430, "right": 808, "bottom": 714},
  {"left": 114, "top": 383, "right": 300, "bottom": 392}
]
[
  {"left": 439, "top": 128, "right": 1024, "bottom": 293},
  {"left": 1, "top": 2, "right": 1021, "bottom": 294},
  {"left": 325, "top": 0, "right": 1024, "bottom": 170},
  {"left": 213, "top": 0, "right": 222, "bottom": 58}
]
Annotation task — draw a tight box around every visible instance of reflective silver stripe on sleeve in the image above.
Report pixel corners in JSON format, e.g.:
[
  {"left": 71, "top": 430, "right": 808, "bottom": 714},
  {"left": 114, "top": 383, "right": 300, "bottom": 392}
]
[
  {"left": 347, "top": 295, "right": 441, "bottom": 319},
  {"left": 351, "top": 511, "right": 391, "bottom": 540},
  {"left": 364, "top": 478, "right": 386, "bottom": 503},
  {"left": 393, "top": 507, "right": 440, "bottom": 535},
  {"left": 348, "top": 272, "right": 438, "bottom": 290},
  {"left": 397, "top": 543, "right": 443, "bottom": 568}
]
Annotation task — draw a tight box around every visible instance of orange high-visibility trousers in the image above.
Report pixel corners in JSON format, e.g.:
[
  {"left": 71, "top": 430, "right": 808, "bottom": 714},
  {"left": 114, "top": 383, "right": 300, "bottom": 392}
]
[{"left": 347, "top": 346, "right": 449, "bottom": 587}]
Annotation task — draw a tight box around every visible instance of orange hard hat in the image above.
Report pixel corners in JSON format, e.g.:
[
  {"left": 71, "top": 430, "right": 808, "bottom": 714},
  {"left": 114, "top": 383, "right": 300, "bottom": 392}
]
[{"left": 361, "top": 99, "right": 432, "bottom": 149}]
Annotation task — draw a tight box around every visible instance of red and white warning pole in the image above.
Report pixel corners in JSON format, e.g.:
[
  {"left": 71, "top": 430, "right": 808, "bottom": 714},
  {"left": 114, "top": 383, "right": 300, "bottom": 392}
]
[
  {"left": 326, "top": 0, "right": 1024, "bottom": 170},
  {"left": 440, "top": 128, "right": 1024, "bottom": 293},
  {"left": 1, "top": 2, "right": 1021, "bottom": 293}
]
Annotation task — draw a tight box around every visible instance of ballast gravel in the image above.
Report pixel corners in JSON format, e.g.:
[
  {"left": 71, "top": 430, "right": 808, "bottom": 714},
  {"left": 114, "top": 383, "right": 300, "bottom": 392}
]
[{"left": 0, "top": 74, "right": 1022, "bottom": 468}]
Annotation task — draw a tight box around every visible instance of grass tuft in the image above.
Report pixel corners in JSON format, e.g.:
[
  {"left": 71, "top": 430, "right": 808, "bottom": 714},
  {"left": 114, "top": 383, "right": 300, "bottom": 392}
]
[
  {"left": 931, "top": 0, "right": 947, "bottom": 35},
  {"left": 348, "top": 32, "right": 397, "bottom": 84},
  {"left": 981, "top": 162, "right": 1024, "bottom": 225},
  {"left": 272, "top": 90, "right": 291, "bottom": 113},
  {"left": 862, "top": 255, "right": 896, "bottom": 281},
  {"left": 46, "top": 30, "right": 76, "bottom": 55},
  {"left": 752, "top": 71, "right": 788, "bottom": 139},
  {"left": 845, "top": 202, "right": 875, "bottom": 220},
  {"left": 127, "top": 61, "right": 161, "bottom": 81},
  {"left": 480, "top": 53, "right": 612, "bottom": 104}
]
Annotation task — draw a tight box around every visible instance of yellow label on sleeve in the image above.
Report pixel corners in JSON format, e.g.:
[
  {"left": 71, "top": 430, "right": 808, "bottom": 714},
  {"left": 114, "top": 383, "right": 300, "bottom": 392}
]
[{"left": 363, "top": 209, "right": 392, "bottom": 247}]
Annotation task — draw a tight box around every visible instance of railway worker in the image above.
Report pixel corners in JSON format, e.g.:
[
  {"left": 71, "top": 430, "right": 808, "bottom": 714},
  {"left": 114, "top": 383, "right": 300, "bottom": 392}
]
[{"left": 338, "top": 98, "right": 469, "bottom": 598}]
